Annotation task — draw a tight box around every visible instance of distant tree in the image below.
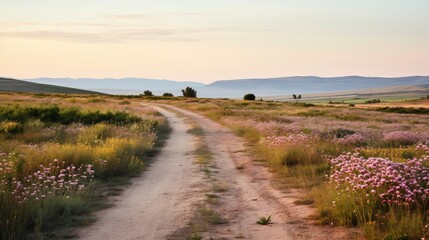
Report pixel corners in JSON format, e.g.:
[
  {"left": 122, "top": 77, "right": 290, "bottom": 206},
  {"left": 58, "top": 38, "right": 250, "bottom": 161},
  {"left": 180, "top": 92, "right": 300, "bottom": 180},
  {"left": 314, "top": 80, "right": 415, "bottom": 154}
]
[
  {"left": 162, "top": 93, "right": 174, "bottom": 97},
  {"left": 143, "top": 90, "right": 153, "bottom": 96},
  {"left": 243, "top": 93, "right": 256, "bottom": 101},
  {"left": 293, "top": 94, "right": 297, "bottom": 99},
  {"left": 182, "top": 87, "right": 197, "bottom": 98},
  {"left": 298, "top": 94, "right": 302, "bottom": 99}
]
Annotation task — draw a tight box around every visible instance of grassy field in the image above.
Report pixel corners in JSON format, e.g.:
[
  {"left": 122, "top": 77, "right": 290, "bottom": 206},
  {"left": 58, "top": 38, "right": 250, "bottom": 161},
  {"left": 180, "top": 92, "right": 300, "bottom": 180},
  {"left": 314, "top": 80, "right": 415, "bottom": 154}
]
[
  {"left": 0, "top": 93, "right": 169, "bottom": 239},
  {"left": 154, "top": 97, "right": 429, "bottom": 239}
]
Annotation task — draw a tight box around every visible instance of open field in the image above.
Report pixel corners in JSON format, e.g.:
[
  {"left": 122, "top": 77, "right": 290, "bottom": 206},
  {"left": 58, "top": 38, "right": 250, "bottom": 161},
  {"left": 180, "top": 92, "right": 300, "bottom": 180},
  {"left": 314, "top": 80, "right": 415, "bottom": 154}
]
[
  {"left": 266, "top": 84, "right": 429, "bottom": 104},
  {"left": 0, "top": 93, "right": 168, "bottom": 239},
  {"left": 150, "top": 97, "right": 429, "bottom": 239},
  {"left": 2, "top": 92, "right": 429, "bottom": 240}
]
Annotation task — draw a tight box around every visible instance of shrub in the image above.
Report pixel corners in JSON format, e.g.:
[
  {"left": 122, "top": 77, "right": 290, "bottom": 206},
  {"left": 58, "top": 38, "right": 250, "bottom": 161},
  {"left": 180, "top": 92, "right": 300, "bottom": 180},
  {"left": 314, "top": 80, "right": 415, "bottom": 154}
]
[
  {"left": 331, "top": 128, "right": 356, "bottom": 138},
  {"left": 243, "top": 93, "right": 256, "bottom": 101},
  {"left": 162, "top": 93, "right": 174, "bottom": 97},
  {"left": 182, "top": 87, "right": 197, "bottom": 98},
  {"left": 0, "top": 106, "right": 141, "bottom": 125},
  {"left": 377, "top": 107, "right": 429, "bottom": 115},
  {"left": 143, "top": 90, "right": 153, "bottom": 96},
  {"left": 383, "top": 131, "right": 420, "bottom": 146},
  {"left": 365, "top": 99, "right": 381, "bottom": 104},
  {"left": 0, "top": 121, "right": 23, "bottom": 134}
]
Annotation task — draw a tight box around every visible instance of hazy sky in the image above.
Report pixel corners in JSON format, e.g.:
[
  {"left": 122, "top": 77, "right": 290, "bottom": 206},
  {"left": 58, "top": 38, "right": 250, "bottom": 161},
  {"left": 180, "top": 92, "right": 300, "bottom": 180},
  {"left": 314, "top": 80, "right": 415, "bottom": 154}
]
[{"left": 1, "top": 0, "right": 428, "bottom": 83}]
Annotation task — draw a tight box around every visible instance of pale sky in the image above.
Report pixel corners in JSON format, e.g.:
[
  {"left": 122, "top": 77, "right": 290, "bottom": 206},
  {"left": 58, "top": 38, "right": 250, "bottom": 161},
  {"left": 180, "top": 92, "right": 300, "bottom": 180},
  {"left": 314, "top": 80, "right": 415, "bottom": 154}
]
[{"left": 1, "top": 0, "right": 428, "bottom": 83}]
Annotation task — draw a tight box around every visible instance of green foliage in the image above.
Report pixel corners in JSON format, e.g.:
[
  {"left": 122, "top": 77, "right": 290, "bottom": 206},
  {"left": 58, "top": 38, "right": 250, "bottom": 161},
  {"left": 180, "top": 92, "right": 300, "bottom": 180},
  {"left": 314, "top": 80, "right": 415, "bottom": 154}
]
[
  {"left": 243, "top": 93, "right": 256, "bottom": 101},
  {"left": 0, "top": 121, "right": 23, "bottom": 134},
  {"left": 365, "top": 99, "right": 382, "bottom": 104},
  {"left": 377, "top": 107, "right": 429, "bottom": 115},
  {"left": 143, "top": 90, "right": 153, "bottom": 96},
  {"left": 198, "top": 205, "right": 227, "bottom": 224},
  {"left": 182, "top": 87, "right": 197, "bottom": 98},
  {"left": 256, "top": 215, "right": 272, "bottom": 225},
  {"left": 162, "top": 93, "right": 174, "bottom": 97},
  {"left": 0, "top": 99, "right": 165, "bottom": 239},
  {"left": 0, "top": 106, "right": 141, "bottom": 125},
  {"left": 331, "top": 128, "right": 356, "bottom": 138},
  {"left": 291, "top": 102, "right": 315, "bottom": 107}
]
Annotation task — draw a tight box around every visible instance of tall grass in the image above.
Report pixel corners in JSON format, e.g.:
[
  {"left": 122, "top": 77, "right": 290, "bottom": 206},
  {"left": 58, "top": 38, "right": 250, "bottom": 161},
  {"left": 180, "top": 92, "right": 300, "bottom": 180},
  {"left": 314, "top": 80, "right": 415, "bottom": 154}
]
[
  {"left": 0, "top": 97, "right": 167, "bottom": 239},
  {"left": 167, "top": 98, "right": 429, "bottom": 238}
]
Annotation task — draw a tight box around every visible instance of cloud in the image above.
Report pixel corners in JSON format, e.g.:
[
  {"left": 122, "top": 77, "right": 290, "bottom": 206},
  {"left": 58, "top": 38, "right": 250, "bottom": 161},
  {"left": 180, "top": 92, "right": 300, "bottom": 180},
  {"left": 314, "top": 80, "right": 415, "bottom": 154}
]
[
  {"left": 103, "top": 14, "right": 148, "bottom": 20},
  {"left": 0, "top": 28, "right": 195, "bottom": 43},
  {"left": 104, "top": 12, "right": 214, "bottom": 19}
]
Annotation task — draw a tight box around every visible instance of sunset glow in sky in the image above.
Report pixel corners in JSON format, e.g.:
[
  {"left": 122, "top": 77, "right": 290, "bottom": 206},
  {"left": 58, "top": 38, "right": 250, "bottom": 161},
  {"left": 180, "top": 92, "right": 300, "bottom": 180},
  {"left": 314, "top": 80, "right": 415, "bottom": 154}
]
[{"left": 1, "top": 0, "right": 428, "bottom": 82}]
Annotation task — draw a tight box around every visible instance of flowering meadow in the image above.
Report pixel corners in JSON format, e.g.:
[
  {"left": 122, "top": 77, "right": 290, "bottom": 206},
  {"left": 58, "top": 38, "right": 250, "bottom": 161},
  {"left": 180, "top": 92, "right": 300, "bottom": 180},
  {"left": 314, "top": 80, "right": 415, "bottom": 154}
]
[
  {"left": 0, "top": 94, "right": 168, "bottom": 239},
  {"left": 172, "top": 99, "right": 429, "bottom": 239}
]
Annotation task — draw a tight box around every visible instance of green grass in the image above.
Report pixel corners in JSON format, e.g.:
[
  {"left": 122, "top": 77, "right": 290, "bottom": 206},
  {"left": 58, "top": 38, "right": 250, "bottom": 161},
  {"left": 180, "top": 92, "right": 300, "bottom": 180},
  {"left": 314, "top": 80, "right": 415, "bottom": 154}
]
[
  {"left": 256, "top": 215, "right": 272, "bottom": 225},
  {"left": 0, "top": 96, "right": 168, "bottom": 240},
  {"left": 198, "top": 205, "right": 228, "bottom": 224}
]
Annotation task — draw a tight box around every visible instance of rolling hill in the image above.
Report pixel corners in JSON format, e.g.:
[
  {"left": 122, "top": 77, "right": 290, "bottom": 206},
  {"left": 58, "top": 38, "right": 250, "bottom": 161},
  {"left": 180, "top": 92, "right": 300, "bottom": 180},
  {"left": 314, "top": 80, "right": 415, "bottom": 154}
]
[
  {"left": 22, "top": 76, "right": 429, "bottom": 98},
  {"left": 0, "top": 77, "right": 101, "bottom": 94},
  {"left": 201, "top": 76, "right": 429, "bottom": 97},
  {"left": 26, "top": 78, "right": 205, "bottom": 95}
]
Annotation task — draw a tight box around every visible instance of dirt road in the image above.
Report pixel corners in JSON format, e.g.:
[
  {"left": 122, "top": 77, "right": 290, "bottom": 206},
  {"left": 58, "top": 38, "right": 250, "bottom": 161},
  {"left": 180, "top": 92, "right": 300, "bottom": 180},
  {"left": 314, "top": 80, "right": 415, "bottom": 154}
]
[
  {"left": 76, "top": 106, "right": 205, "bottom": 240},
  {"left": 76, "top": 104, "right": 358, "bottom": 239},
  {"left": 161, "top": 105, "right": 358, "bottom": 240}
]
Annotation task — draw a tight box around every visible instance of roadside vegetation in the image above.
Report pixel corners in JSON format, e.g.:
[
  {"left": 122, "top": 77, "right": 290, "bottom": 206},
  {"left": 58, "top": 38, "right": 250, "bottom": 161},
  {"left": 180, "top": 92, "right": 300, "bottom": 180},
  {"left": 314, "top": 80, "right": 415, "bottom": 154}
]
[
  {"left": 160, "top": 98, "right": 429, "bottom": 239},
  {"left": 0, "top": 93, "right": 169, "bottom": 240}
]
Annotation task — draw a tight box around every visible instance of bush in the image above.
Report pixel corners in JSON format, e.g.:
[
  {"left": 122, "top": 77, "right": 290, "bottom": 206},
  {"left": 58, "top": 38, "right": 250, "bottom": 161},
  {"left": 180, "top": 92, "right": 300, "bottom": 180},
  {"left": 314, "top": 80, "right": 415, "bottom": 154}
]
[
  {"left": 243, "top": 93, "right": 256, "bottom": 101},
  {"left": 0, "top": 121, "right": 23, "bottom": 134},
  {"left": 0, "top": 106, "right": 141, "bottom": 125},
  {"left": 365, "top": 99, "right": 381, "bottom": 104},
  {"left": 143, "top": 90, "right": 153, "bottom": 96},
  {"left": 182, "top": 87, "right": 197, "bottom": 98},
  {"left": 162, "top": 93, "right": 174, "bottom": 97}
]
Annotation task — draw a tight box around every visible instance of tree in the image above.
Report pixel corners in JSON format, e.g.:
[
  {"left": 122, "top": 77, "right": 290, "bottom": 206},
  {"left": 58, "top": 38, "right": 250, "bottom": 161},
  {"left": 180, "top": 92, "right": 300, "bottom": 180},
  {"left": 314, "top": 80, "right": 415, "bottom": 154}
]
[
  {"left": 293, "top": 94, "right": 297, "bottom": 99},
  {"left": 298, "top": 94, "right": 302, "bottom": 99},
  {"left": 182, "top": 87, "right": 197, "bottom": 98},
  {"left": 243, "top": 93, "right": 256, "bottom": 101},
  {"left": 162, "top": 93, "right": 174, "bottom": 97},
  {"left": 143, "top": 90, "right": 153, "bottom": 96}
]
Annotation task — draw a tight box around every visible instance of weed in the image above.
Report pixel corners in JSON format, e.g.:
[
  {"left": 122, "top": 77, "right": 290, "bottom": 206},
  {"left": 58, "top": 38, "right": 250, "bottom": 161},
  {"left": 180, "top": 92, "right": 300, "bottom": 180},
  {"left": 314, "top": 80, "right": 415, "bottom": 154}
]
[
  {"left": 199, "top": 205, "right": 227, "bottom": 224},
  {"left": 256, "top": 215, "right": 272, "bottom": 225},
  {"left": 213, "top": 182, "right": 229, "bottom": 192}
]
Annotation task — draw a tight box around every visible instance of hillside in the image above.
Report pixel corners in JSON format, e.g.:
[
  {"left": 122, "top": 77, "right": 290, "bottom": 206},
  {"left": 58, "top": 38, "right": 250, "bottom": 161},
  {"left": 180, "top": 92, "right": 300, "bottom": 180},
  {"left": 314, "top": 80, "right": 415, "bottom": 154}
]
[
  {"left": 22, "top": 76, "right": 429, "bottom": 98},
  {"left": 265, "top": 84, "right": 429, "bottom": 103},
  {"left": 26, "top": 78, "right": 205, "bottom": 95},
  {"left": 0, "top": 77, "right": 101, "bottom": 94},
  {"left": 202, "top": 76, "right": 429, "bottom": 97}
]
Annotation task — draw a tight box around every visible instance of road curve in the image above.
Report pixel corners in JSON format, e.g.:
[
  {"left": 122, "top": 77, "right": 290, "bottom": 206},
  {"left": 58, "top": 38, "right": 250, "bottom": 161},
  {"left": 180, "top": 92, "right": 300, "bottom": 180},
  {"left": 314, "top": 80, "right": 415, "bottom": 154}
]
[{"left": 76, "top": 106, "right": 203, "bottom": 240}]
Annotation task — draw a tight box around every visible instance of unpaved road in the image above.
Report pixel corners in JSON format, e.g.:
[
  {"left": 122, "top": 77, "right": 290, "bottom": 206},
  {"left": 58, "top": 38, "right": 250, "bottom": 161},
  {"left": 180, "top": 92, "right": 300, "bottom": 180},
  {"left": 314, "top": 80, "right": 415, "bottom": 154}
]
[
  {"left": 76, "top": 106, "right": 205, "bottom": 240},
  {"left": 76, "top": 104, "right": 360, "bottom": 240}
]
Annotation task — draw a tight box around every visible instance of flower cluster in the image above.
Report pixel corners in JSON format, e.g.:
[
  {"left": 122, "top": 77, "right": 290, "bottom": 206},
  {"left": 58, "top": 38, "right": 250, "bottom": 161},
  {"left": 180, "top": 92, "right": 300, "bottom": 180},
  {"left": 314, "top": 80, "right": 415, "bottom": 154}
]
[
  {"left": 335, "top": 133, "right": 367, "bottom": 146},
  {"left": 11, "top": 159, "right": 94, "bottom": 204},
  {"left": 0, "top": 158, "right": 14, "bottom": 193},
  {"left": 330, "top": 150, "right": 429, "bottom": 206},
  {"left": 259, "top": 134, "right": 309, "bottom": 148},
  {"left": 383, "top": 131, "right": 421, "bottom": 146}
]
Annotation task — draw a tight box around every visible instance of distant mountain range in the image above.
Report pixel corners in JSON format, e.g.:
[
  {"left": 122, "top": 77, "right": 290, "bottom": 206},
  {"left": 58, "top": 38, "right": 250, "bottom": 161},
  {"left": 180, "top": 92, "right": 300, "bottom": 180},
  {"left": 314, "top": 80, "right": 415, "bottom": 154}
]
[
  {"left": 23, "top": 76, "right": 429, "bottom": 98},
  {"left": 0, "top": 77, "right": 100, "bottom": 94},
  {"left": 26, "top": 78, "right": 205, "bottom": 96}
]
